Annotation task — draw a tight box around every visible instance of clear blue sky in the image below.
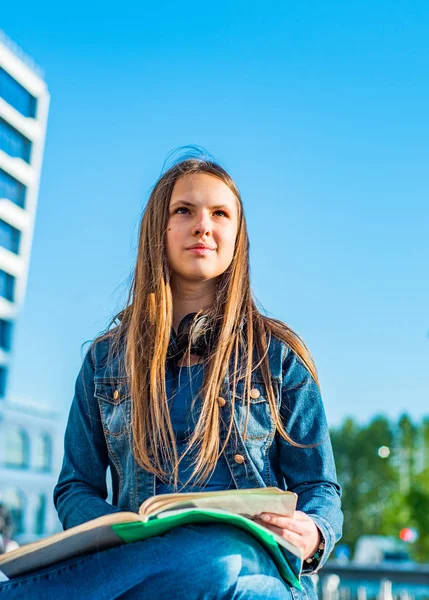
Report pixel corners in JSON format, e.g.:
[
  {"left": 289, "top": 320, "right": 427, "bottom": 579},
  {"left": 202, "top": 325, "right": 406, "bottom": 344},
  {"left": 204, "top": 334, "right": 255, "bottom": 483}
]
[{"left": 2, "top": 1, "right": 428, "bottom": 427}]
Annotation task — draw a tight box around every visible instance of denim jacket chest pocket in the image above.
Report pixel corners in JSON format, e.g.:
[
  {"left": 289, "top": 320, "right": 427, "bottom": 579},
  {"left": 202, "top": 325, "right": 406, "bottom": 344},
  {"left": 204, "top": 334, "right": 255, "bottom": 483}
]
[
  {"left": 94, "top": 379, "right": 132, "bottom": 437},
  {"left": 231, "top": 379, "right": 276, "bottom": 442}
]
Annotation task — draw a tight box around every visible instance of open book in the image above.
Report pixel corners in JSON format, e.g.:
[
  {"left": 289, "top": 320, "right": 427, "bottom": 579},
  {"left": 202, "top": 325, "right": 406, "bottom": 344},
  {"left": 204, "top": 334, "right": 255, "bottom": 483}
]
[{"left": 0, "top": 487, "right": 304, "bottom": 589}]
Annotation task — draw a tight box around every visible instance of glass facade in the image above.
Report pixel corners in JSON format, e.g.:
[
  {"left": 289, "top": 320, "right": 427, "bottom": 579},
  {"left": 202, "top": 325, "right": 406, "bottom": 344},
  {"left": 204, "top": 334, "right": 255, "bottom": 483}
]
[
  {"left": 0, "top": 219, "right": 20, "bottom": 254},
  {"left": 0, "top": 168, "right": 26, "bottom": 208},
  {"left": 0, "top": 365, "right": 6, "bottom": 397},
  {"left": 0, "top": 118, "right": 32, "bottom": 162},
  {"left": 35, "top": 494, "right": 46, "bottom": 535},
  {"left": 0, "top": 67, "right": 37, "bottom": 118},
  {"left": 2, "top": 488, "right": 24, "bottom": 535},
  {"left": 4, "top": 426, "right": 29, "bottom": 467},
  {"left": 0, "top": 318, "right": 13, "bottom": 351},
  {"left": 34, "top": 434, "right": 52, "bottom": 471},
  {"left": 0, "top": 269, "right": 15, "bottom": 302}
]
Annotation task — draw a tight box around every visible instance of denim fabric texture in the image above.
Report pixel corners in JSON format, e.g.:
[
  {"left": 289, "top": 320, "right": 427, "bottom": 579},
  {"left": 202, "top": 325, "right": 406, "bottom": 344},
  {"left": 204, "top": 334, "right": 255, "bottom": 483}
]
[{"left": 51, "top": 331, "right": 342, "bottom": 595}]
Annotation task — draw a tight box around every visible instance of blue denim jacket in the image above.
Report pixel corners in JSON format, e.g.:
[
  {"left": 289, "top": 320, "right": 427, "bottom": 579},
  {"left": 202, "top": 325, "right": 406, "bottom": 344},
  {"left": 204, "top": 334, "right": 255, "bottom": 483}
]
[{"left": 54, "top": 333, "right": 343, "bottom": 579}]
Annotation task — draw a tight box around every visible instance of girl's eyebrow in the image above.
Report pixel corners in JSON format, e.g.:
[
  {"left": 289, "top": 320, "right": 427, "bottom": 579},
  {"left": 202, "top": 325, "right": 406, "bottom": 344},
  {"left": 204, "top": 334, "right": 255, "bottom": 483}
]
[{"left": 170, "top": 200, "right": 230, "bottom": 211}]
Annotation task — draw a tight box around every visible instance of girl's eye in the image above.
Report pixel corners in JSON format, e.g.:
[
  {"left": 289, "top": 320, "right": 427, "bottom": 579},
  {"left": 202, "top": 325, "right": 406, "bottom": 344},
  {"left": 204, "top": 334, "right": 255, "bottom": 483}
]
[{"left": 173, "top": 207, "right": 228, "bottom": 217}]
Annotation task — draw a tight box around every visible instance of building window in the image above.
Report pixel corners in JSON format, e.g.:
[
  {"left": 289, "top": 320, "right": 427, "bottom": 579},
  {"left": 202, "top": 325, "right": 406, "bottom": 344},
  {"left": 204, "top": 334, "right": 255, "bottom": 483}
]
[
  {"left": 0, "top": 68, "right": 37, "bottom": 118},
  {"left": 35, "top": 494, "right": 46, "bottom": 536},
  {"left": 0, "top": 269, "right": 15, "bottom": 302},
  {"left": 0, "top": 319, "right": 12, "bottom": 351},
  {"left": 4, "top": 426, "right": 29, "bottom": 468},
  {"left": 1, "top": 488, "right": 25, "bottom": 536},
  {"left": 0, "top": 219, "right": 20, "bottom": 254},
  {"left": 0, "top": 168, "right": 26, "bottom": 208},
  {"left": 0, "top": 118, "right": 32, "bottom": 163},
  {"left": 0, "top": 366, "right": 7, "bottom": 397},
  {"left": 34, "top": 433, "right": 52, "bottom": 471}
]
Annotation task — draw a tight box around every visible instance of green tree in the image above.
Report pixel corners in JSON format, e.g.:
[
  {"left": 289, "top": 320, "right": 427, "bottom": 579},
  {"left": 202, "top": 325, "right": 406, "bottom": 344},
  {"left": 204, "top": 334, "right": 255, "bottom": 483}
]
[
  {"left": 406, "top": 417, "right": 429, "bottom": 561},
  {"left": 330, "top": 415, "right": 398, "bottom": 551},
  {"left": 331, "top": 413, "right": 429, "bottom": 561},
  {"left": 407, "top": 485, "right": 429, "bottom": 561}
]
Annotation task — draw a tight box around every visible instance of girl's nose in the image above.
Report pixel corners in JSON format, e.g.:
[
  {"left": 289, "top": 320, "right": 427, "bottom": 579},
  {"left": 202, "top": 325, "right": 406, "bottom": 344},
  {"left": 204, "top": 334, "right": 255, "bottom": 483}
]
[{"left": 192, "top": 213, "right": 212, "bottom": 237}]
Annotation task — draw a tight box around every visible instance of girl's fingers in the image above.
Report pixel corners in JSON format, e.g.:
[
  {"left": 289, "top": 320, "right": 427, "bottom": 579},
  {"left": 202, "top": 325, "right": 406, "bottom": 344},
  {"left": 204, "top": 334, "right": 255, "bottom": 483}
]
[
  {"left": 258, "top": 513, "right": 309, "bottom": 534},
  {"left": 258, "top": 522, "right": 306, "bottom": 549},
  {"left": 254, "top": 512, "right": 321, "bottom": 560}
]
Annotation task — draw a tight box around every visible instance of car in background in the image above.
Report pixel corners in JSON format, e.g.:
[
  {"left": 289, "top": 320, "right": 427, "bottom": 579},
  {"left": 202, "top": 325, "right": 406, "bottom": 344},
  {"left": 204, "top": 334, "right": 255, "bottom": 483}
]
[{"left": 353, "top": 535, "right": 416, "bottom": 566}]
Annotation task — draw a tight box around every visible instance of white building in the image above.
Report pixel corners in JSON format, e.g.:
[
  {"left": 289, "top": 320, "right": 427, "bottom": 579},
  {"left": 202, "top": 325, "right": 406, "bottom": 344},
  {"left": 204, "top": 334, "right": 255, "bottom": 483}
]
[
  {"left": 0, "top": 402, "right": 63, "bottom": 542},
  {"left": 0, "top": 31, "right": 61, "bottom": 543}
]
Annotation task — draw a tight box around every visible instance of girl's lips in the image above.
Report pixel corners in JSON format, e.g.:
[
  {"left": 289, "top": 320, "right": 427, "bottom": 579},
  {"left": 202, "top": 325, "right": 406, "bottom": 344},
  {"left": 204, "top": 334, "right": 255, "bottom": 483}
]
[{"left": 188, "top": 247, "right": 215, "bottom": 254}]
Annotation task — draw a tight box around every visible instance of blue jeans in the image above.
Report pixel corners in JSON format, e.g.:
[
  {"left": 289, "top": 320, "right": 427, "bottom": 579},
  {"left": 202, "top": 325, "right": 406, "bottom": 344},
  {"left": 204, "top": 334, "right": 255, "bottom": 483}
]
[{"left": 0, "top": 524, "right": 316, "bottom": 599}]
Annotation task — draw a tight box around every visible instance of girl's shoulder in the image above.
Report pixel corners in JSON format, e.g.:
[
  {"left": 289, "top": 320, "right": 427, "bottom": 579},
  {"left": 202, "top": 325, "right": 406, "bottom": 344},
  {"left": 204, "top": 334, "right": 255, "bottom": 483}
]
[
  {"left": 89, "top": 325, "right": 126, "bottom": 376},
  {"left": 263, "top": 318, "right": 318, "bottom": 385}
]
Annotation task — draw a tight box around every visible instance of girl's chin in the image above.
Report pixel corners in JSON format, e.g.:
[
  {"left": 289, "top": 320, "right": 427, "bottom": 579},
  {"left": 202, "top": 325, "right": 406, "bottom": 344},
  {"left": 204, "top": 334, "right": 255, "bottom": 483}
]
[{"left": 172, "top": 269, "right": 221, "bottom": 283}]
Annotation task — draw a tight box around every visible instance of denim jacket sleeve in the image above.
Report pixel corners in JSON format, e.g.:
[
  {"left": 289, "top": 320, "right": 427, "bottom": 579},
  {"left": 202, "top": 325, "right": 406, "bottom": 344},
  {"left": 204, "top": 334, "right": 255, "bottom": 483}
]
[
  {"left": 278, "top": 347, "right": 343, "bottom": 572},
  {"left": 53, "top": 346, "right": 122, "bottom": 529}
]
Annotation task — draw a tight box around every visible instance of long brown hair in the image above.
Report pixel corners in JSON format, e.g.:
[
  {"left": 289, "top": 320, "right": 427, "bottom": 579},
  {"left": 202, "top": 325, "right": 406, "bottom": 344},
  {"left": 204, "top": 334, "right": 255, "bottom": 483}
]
[{"left": 94, "top": 157, "right": 320, "bottom": 488}]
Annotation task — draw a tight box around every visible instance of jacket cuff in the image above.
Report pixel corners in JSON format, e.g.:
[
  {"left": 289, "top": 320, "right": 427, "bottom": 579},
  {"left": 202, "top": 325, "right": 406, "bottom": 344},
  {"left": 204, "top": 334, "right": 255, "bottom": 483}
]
[{"left": 303, "top": 514, "right": 336, "bottom": 574}]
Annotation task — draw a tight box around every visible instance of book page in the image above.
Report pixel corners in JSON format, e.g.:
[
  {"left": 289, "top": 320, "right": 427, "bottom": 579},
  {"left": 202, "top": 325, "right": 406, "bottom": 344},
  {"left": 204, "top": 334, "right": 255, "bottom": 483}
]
[
  {"left": 140, "top": 489, "right": 297, "bottom": 520},
  {"left": 139, "top": 487, "right": 286, "bottom": 517}
]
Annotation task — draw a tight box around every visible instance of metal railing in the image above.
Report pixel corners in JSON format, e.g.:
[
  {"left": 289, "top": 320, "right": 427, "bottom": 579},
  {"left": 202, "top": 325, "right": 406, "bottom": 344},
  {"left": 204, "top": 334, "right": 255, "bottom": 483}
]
[{"left": 315, "top": 562, "right": 429, "bottom": 600}]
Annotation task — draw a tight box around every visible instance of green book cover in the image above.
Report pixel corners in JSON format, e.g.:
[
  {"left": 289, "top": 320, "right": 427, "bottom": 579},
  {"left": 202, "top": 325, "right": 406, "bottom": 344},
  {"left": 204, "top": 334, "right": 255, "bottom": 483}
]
[{"left": 113, "top": 508, "right": 303, "bottom": 590}]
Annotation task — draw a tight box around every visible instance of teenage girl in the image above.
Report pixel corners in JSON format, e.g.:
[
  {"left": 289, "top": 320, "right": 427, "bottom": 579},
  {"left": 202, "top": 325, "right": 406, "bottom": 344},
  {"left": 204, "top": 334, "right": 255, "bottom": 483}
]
[{"left": 1, "top": 156, "right": 342, "bottom": 599}]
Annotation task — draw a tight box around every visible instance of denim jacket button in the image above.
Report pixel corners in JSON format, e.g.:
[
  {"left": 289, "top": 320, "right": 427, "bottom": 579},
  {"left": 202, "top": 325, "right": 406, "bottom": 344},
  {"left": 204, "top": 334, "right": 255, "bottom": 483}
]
[
  {"left": 217, "top": 396, "right": 226, "bottom": 407},
  {"left": 234, "top": 454, "right": 245, "bottom": 464},
  {"left": 113, "top": 390, "right": 119, "bottom": 400},
  {"left": 249, "top": 388, "right": 260, "bottom": 399}
]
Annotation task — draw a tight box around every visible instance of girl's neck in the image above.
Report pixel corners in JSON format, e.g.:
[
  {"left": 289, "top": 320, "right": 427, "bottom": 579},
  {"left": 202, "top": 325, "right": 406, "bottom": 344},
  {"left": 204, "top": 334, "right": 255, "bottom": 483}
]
[{"left": 170, "top": 277, "right": 216, "bottom": 334}]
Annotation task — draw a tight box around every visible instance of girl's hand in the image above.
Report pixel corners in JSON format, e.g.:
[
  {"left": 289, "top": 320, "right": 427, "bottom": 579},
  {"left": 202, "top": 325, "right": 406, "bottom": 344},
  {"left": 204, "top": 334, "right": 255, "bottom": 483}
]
[{"left": 254, "top": 510, "right": 321, "bottom": 560}]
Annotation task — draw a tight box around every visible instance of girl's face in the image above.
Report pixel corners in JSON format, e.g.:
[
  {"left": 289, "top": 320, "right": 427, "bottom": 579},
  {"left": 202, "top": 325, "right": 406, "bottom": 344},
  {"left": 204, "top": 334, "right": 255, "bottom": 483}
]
[{"left": 166, "top": 173, "right": 239, "bottom": 284}]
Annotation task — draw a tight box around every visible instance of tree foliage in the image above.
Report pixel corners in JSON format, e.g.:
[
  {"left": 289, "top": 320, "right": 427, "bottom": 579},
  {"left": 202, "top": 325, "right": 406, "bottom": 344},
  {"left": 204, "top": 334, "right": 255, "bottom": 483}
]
[{"left": 330, "top": 414, "right": 429, "bottom": 562}]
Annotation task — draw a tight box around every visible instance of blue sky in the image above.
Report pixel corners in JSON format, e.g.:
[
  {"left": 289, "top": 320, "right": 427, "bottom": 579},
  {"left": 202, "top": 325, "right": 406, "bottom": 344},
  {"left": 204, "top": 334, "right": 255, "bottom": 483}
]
[{"left": 2, "top": 1, "right": 428, "bottom": 427}]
